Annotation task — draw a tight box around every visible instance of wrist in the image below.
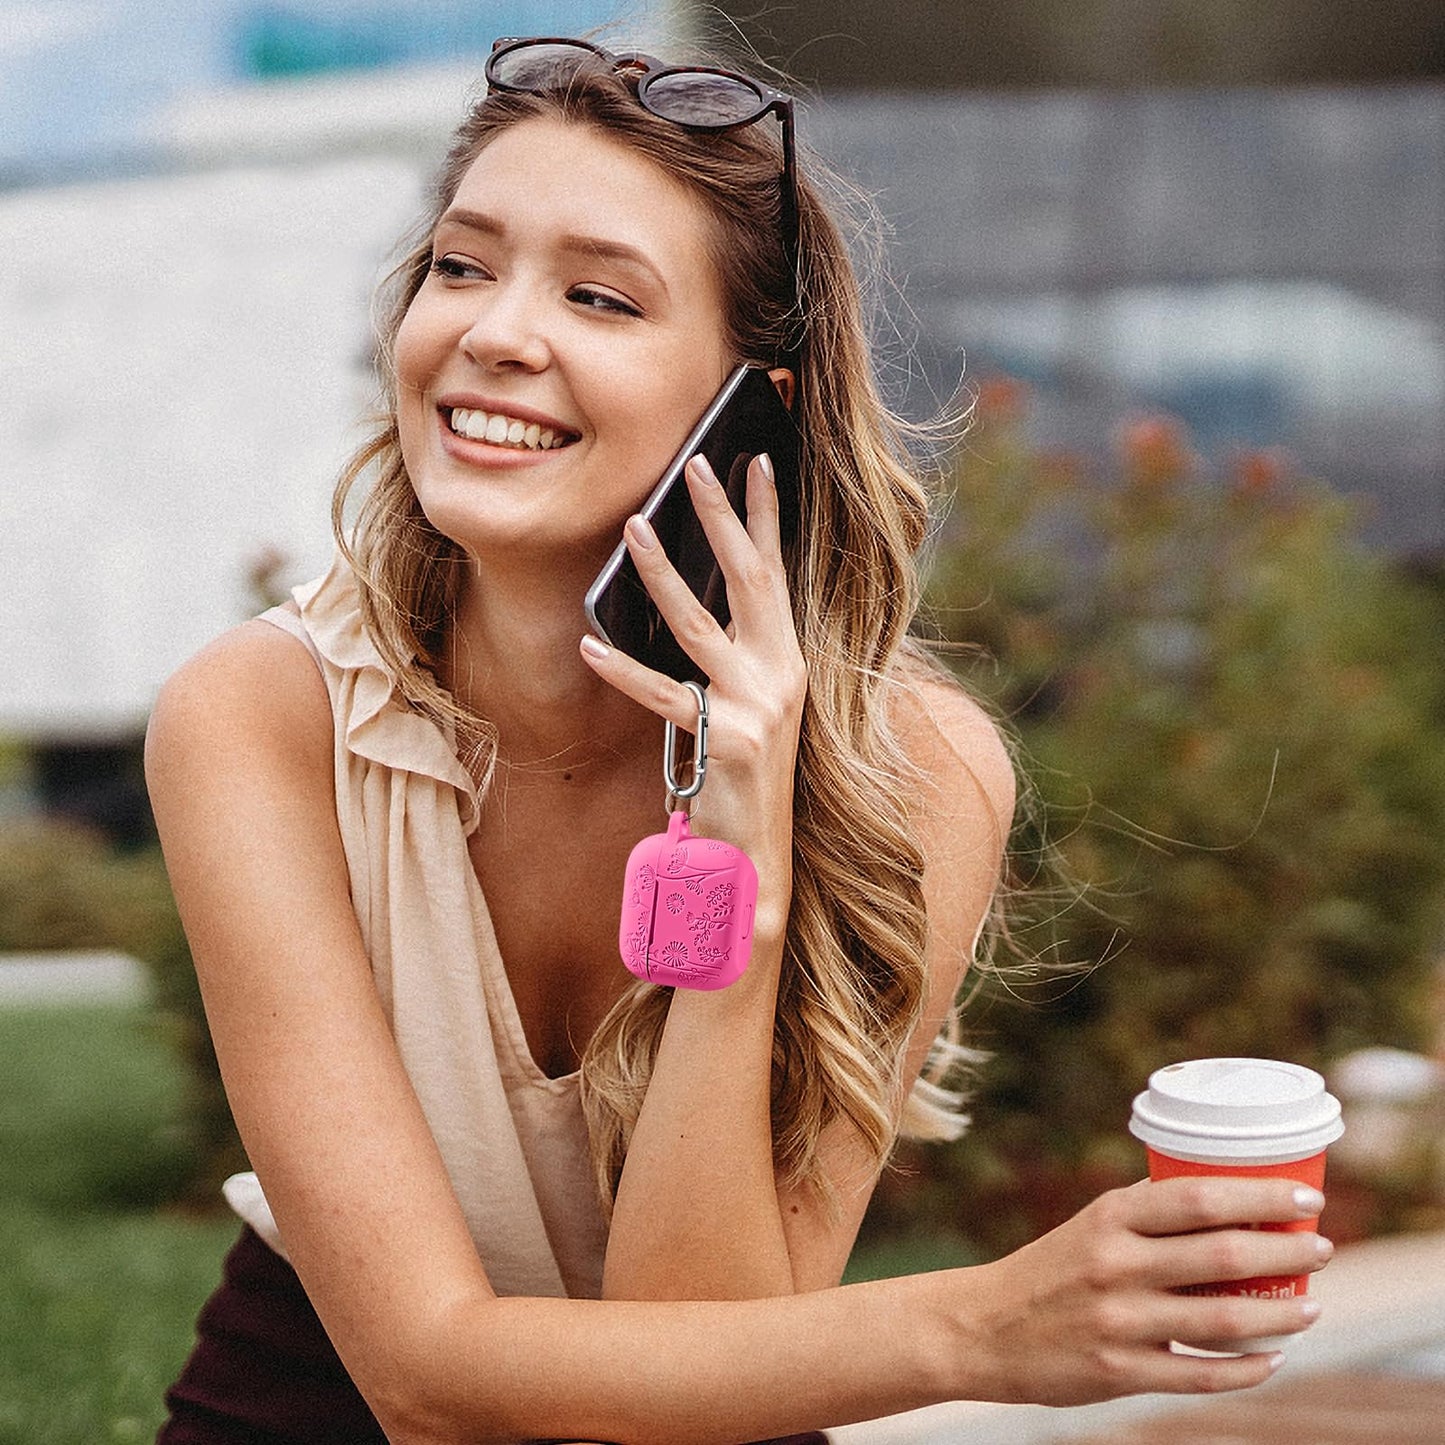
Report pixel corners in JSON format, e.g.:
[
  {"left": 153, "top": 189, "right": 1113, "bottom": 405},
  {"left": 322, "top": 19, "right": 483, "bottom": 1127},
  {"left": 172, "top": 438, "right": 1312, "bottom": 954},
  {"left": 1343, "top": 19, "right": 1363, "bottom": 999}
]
[
  {"left": 876, "top": 1269, "right": 967, "bottom": 1408},
  {"left": 913, "top": 1261, "right": 1010, "bottom": 1407}
]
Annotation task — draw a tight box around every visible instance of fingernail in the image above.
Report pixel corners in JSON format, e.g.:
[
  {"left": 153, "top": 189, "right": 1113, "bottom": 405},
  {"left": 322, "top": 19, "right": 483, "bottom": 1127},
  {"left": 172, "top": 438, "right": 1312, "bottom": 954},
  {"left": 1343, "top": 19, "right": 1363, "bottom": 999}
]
[
  {"left": 688, "top": 454, "right": 721, "bottom": 486},
  {"left": 757, "top": 452, "right": 775, "bottom": 485},
  {"left": 580, "top": 635, "right": 609, "bottom": 660},
  {"left": 1293, "top": 1187, "right": 1326, "bottom": 1216},
  {"left": 1315, "top": 1235, "right": 1334, "bottom": 1261},
  {"left": 1300, "top": 1298, "right": 1322, "bottom": 1322},
  {"left": 627, "top": 515, "right": 657, "bottom": 548},
  {"left": 1267, "top": 1352, "right": 1286, "bottom": 1374}
]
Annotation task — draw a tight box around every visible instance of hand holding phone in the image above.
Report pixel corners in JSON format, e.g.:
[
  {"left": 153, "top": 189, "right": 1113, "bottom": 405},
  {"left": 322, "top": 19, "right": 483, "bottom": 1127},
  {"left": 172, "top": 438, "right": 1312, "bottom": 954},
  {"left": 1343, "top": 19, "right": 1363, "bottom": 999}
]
[{"left": 583, "top": 364, "right": 800, "bottom": 685}]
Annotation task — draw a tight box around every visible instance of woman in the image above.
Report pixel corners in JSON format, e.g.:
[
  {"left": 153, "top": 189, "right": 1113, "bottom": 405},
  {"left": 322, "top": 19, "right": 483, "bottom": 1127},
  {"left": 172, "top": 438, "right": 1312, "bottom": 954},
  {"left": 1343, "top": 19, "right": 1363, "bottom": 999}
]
[{"left": 147, "top": 36, "right": 1330, "bottom": 1445}]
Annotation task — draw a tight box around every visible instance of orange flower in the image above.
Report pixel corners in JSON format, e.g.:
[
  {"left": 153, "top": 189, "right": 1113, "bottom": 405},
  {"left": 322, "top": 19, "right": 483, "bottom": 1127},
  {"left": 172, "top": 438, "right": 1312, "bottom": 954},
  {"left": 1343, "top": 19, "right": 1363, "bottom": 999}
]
[
  {"left": 1116, "top": 414, "right": 1191, "bottom": 486},
  {"left": 1230, "top": 447, "right": 1292, "bottom": 497},
  {"left": 974, "top": 375, "right": 1029, "bottom": 427}
]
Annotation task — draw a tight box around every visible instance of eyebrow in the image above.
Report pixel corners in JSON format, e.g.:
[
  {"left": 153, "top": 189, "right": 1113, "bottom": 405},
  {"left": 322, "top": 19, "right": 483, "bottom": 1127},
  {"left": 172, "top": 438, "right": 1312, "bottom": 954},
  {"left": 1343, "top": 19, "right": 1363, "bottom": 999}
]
[{"left": 435, "top": 206, "right": 670, "bottom": 295}]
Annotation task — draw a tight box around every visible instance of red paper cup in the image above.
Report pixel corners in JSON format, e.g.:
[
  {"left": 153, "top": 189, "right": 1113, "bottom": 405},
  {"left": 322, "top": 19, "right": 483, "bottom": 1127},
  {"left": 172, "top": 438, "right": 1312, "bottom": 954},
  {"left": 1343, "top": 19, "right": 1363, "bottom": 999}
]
[
  {"left": 1145, "top": 1146, "right": 1327, "bottom": 1299},
  {"left": 1130, "top": 1058, "right": 1344, "bottom": 1350}
]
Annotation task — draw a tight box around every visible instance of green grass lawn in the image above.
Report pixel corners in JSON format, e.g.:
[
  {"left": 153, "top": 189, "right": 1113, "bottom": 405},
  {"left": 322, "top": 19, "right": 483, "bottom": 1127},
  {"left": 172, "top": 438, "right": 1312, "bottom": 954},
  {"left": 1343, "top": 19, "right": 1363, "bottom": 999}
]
[{"left": 0, "top": 1005, "right": 238, "bottom": 1445}]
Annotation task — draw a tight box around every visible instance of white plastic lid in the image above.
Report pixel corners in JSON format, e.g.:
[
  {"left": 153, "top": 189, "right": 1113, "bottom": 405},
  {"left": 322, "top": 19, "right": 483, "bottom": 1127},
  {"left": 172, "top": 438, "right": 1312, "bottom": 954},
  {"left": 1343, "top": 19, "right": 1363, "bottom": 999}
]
[{"left": 1129, "top": 1057, "right": 1344, "bottom": 1163}]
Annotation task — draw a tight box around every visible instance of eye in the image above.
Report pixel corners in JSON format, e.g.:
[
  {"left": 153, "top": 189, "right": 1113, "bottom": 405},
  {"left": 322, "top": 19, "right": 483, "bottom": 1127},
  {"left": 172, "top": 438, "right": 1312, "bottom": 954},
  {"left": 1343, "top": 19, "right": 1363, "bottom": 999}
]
[
  {"left": 429, "top": 254, "right": 489, "bottom": 281},
  {"left": 567, "top": 285, "right": 642, "bottom": 318}
]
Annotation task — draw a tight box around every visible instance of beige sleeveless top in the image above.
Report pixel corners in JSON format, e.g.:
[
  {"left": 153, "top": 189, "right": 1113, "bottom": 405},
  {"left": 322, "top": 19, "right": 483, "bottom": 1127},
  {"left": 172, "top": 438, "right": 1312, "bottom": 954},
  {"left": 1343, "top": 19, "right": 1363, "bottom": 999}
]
[{"left": 229, "top": 555, "right": 610, "bottom": 1300}]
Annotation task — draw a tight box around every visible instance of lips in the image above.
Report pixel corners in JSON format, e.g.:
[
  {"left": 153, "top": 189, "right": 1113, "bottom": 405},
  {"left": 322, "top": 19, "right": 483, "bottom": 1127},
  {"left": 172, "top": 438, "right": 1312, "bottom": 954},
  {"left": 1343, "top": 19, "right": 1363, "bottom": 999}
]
[{"left": 437, "top": 398, "right": 580, "bottom": 453}]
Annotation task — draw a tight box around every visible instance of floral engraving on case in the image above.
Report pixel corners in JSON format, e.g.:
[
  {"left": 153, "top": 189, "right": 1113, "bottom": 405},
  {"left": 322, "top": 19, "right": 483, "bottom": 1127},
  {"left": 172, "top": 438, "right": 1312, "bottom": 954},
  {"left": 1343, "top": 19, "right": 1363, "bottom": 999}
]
[
  {"left": 622, "top": 894, "right": 651, "bottom": 972},
  {"left": 629, "top": 863, "right": 655, "bottom": 909},
  {"left": 618, "top": 812, "right": 758, "bottom": 990}
]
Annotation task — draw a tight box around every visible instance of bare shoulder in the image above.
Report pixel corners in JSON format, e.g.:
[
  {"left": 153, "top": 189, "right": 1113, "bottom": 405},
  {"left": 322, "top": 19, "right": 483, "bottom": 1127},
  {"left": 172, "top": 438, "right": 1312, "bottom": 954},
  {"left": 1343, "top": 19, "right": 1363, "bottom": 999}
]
[
  {"left": 887, "top": 648, "right": 1017, "bottom": 855},
  {"left": 145, "top": 612, "right": 330, "bottom": 785}
]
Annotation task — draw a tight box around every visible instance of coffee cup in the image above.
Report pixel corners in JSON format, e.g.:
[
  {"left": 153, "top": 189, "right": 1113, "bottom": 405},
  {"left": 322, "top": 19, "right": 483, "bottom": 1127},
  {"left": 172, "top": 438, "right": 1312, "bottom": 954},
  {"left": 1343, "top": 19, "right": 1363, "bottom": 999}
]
[{"left": 1129, "top": 1057, "right": 1344, "bottom": 1351}]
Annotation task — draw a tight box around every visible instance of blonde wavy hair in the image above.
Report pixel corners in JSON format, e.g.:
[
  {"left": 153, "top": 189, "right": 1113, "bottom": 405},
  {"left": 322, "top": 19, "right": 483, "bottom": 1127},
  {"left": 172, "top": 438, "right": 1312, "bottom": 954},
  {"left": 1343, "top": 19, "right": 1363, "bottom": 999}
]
[{"left": 332, "top": 56, "right": 991, "bottom": 1214}]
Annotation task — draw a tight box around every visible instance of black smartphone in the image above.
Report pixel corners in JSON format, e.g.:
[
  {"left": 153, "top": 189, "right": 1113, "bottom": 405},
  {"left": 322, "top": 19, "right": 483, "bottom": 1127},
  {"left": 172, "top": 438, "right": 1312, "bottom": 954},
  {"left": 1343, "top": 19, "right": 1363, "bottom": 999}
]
[{"left": 583, "top": 363, "right": 801, "bottom": 685}]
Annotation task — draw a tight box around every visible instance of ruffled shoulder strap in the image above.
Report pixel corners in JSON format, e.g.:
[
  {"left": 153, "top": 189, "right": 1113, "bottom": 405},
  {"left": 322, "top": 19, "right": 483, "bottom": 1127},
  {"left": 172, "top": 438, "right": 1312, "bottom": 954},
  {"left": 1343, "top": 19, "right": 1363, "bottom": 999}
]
[{"left": 268, "top": 554, "right": 480, "bottom": 831}]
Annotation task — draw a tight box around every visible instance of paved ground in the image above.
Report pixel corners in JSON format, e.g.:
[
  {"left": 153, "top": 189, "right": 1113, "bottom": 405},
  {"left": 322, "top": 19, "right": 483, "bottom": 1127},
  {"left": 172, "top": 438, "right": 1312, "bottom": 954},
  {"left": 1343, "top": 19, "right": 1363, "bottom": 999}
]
[
  {"left": 0, "top": 950, "right": 149, "bottom": 1004},
  {"left": 829, "top": 1229, "right": 1445, "bottom": 1443},
  {"left": 1067, "top": 1370, "right": 1445, "bottom": 1443}
]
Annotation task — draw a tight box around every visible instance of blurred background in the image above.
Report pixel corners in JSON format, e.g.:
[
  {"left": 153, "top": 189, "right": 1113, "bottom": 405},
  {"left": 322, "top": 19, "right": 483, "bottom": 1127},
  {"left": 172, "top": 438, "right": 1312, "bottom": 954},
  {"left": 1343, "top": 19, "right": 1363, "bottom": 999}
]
[{"left": 1, "top": 2, "right": 1443, "bottom": 1439}]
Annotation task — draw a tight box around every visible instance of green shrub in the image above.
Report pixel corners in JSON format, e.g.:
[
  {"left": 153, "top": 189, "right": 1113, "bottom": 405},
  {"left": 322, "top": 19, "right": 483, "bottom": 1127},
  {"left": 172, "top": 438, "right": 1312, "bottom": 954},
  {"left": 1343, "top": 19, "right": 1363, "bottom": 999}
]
[
  {"left": 0, "top": 820, "right": 246, "bottom": 1204},
  {"left": 0, "top": 819, "right": 134, "bottom": 953},
  {"left": 902, "top": 381, "right": 1445, "bottom": 1256}
]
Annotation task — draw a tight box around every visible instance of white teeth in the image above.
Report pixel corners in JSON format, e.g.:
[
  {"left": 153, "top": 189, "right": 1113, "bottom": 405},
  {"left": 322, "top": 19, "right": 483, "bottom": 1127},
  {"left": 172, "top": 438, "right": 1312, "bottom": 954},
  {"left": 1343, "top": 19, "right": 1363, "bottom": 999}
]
[{"left": 447, "top": 407, "right": 570, "bottom": 451}]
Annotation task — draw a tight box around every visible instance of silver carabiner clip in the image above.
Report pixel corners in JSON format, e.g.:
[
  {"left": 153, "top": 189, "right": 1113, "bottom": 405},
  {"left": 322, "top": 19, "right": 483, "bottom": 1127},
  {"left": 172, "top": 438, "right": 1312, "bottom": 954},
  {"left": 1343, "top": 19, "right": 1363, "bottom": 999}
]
[{"left": 664, "top": 680, "right": 708, "bottom": 801}]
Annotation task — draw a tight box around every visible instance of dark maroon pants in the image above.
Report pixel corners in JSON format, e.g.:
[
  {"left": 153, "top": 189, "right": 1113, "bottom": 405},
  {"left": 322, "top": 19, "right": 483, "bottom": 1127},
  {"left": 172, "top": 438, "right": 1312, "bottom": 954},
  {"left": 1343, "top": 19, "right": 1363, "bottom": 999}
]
[{"left": 159, "top": 1226, "right": 828, "bottom": 1445}]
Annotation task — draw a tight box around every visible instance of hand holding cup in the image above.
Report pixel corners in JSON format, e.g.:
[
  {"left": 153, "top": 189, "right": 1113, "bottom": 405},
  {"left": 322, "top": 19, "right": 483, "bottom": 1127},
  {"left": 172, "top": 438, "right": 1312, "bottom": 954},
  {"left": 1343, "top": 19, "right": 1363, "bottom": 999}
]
[{"left": 1130, "top": 1057, "right": 1344, "bottom": 1351}]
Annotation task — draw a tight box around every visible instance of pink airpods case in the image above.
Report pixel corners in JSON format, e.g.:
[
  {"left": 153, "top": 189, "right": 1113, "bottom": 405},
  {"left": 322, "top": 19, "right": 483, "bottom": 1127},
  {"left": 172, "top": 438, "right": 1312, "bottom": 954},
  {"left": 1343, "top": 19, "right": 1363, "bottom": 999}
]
[{"left": 619, "top": 811, "right": 758, "bottom": 989}]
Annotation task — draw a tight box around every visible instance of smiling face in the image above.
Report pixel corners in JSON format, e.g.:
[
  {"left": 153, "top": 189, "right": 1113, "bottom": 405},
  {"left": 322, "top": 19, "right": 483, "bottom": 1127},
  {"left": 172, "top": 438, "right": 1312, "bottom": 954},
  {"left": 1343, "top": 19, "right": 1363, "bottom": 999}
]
[{"left": 394, "top": 115, "right": 736, "bottom": 580}]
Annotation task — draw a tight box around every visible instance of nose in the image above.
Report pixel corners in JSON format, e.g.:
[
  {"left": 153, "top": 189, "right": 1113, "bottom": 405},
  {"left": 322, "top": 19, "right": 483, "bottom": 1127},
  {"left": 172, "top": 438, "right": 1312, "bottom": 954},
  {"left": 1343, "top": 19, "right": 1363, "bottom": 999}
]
[{"left": 458, "top": 282, "right": 551, "bottom": 373}]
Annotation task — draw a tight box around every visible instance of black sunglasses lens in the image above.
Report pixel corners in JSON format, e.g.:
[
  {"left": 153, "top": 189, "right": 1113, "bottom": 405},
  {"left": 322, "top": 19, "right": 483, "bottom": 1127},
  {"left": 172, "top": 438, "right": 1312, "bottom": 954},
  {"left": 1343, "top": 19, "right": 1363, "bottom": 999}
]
[
  {"left": 641, "top": 70, "right": 766, "bottom": 127},
  {"left": 488, "top": 40, "right": 603, "bottom": 91}
]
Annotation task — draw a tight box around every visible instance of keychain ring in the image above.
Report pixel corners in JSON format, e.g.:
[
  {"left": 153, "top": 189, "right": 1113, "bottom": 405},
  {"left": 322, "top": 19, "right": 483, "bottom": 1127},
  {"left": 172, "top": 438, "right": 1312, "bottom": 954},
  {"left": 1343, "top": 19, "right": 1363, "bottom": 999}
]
[{"left": 664, "top": 681, "right": 708, "bottom": 800}]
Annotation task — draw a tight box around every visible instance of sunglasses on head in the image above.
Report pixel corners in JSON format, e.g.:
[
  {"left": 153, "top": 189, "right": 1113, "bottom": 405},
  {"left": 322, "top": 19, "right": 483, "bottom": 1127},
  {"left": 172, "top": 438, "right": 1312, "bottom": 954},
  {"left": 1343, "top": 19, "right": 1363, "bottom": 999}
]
[{"left": 485, "top": 36, "right": 799, "bottom": 278}]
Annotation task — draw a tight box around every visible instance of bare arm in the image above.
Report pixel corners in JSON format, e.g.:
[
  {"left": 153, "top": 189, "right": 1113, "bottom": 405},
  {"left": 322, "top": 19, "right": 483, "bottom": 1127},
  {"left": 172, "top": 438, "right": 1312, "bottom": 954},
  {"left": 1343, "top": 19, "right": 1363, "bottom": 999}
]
[
  {"left": 147, "top": 623, "right": 1328, "bottom": 1445},
  {"left": 581, "top": 454, "right": 809, "bottom": 1299}
]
